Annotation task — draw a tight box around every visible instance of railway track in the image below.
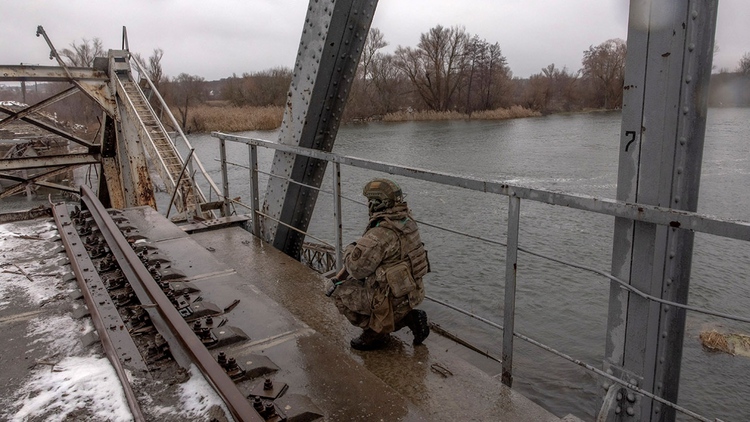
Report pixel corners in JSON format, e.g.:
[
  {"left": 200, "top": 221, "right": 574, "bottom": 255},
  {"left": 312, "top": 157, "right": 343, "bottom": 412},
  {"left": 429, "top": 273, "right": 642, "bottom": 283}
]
[{"left": 51, "top": 185, "right": 317, "bottom": 422}]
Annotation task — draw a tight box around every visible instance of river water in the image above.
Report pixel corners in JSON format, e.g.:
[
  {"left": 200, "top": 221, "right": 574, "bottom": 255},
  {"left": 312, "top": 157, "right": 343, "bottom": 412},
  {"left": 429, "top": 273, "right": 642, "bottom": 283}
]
[
  {"left": 193, "top": 108, "right": 750, "bottom": 421},
  {"left": 3, "top": 108, "right": 748, "bottom": 420}
]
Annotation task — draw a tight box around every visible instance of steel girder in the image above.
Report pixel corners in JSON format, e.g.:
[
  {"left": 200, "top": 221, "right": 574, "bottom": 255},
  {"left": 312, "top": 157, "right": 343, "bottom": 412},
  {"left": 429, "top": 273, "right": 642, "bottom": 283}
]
[
  {"left": 0, "top": 65, "right": 108, "bottom": 82},
  {"left": 602, "top": 1, "right": 719, "bottom": 421},
  {"left": 261, "top": 0, "right": 378, "bottom": 258},
  {"left": 0, "top": 153, "right": 99, "bottom": 171}
]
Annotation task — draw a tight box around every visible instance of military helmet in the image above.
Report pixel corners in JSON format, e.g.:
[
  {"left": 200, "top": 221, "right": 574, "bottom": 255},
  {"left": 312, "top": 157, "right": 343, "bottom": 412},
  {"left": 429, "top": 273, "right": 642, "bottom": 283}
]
[{"left": 363, "top": 178, "right": 403, "bottom": 214}]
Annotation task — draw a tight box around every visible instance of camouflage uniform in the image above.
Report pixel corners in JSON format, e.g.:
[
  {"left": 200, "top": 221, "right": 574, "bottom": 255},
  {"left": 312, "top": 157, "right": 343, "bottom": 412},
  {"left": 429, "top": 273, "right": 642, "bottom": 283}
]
[{"left": 333, "top": 202, "right": 429, "bottom": 334}]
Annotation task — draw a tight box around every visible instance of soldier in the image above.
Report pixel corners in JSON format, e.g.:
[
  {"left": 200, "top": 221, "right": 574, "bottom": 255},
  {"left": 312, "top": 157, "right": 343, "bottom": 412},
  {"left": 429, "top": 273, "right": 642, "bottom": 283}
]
[{"left": 329, "top": 178, "right": 430, "bottom": 351}]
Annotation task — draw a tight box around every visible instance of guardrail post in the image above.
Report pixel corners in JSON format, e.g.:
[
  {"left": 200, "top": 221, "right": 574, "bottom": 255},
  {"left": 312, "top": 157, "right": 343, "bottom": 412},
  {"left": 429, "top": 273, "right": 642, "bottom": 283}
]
[
  {"left": 248, "top": 144, "right": 260, "bottom": 237},
  {"left": 332, "top": 162, "right": 343, "bottom": 269},
  {"left": 219, "top": 137, "right": 230, "bottom": 217},
  {"left": 502, "top": 195, "right": 520, "bottom": 387}
]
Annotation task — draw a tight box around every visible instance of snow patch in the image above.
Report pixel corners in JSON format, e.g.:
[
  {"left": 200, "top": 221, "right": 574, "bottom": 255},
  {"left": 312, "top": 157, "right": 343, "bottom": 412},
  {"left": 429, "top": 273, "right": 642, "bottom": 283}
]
[
  {"left": 151, "top": 365, "right": 230, "bottom": 419},
  {"left": 0, "top": 219, "right": 72, "bottom": 309},
  {"left": 0, "top": 100, "right": 28, "bottom": 108},
  {"left": 9, "top": 355, "right": 132, "bottom": 422},
  {"left": 5, "top": 314, "right": 130, "bottom": 421},
  {"left": 28, "top": 314, "right": 92, "bottom": 356}
]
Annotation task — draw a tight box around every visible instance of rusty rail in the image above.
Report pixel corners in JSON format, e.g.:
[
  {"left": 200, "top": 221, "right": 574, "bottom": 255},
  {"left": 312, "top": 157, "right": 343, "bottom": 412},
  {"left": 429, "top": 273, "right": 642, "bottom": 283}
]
[
  {"left": 78, "top": 185, "right": 263, "bottom": 422},
  {"left": 51, "top": 202, "right": 147, "bottom": 422}
]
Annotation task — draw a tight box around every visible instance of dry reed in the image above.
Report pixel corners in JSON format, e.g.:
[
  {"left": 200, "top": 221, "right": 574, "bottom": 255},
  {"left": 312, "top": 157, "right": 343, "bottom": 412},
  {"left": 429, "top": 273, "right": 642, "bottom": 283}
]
[
  {"left": 699, "top": 329, "right": 750, "bottom": 357},
  {"left": 179, "top": 105, "right": 284, "bottom": 133},
  {"left": 699, "top": 330, "right": 732, "bottom": 354},
  {"left": 382, "top": 106, "right": 540, "bottom": 122}
]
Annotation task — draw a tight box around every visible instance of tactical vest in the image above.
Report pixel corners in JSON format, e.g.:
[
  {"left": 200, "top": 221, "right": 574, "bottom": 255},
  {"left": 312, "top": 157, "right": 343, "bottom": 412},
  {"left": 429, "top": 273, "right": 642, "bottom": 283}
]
[{"left": 374, "top": 216, "right": 429, "bottom": 298}]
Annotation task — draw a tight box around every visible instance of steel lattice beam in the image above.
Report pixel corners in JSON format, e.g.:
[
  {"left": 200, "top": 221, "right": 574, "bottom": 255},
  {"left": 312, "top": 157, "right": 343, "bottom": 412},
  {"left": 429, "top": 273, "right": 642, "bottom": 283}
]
[
  {"left": 261, "top": 0, "right": 378, "bottom": 258},
  {"left": 602, "top": 1, "right": 719, "bottom": 421}
]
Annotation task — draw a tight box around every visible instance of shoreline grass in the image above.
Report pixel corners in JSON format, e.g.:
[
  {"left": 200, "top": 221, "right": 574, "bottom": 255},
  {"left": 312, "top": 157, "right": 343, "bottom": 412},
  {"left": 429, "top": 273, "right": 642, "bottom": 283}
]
[
  {"left": 178, "top": 105, "right": 284, "bottom": 133},
  {"left": 382, "top": 105, "right": 541, "bottom": 122},
  {"left": 181, "top": 104, "right": 543, "bottom": 133}
]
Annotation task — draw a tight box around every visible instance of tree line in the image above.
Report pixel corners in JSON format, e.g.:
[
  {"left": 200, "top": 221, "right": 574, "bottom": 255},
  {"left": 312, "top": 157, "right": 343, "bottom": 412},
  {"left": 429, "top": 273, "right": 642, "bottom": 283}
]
[
  {"left": 2, "top": 27, "right": 749, "bottom": 133},
  {"left": 220, "top": 26, "right": 630, "bottom": 119}
]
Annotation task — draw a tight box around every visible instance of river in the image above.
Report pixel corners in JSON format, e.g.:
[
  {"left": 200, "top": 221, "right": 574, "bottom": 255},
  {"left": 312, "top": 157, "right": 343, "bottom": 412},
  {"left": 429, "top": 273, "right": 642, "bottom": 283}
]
[
  {"left": 191, "top": 108, "right": 750, "bottom": 421},
  {"left": 3, "top": 108, "right": 748, "bottom": 420}
]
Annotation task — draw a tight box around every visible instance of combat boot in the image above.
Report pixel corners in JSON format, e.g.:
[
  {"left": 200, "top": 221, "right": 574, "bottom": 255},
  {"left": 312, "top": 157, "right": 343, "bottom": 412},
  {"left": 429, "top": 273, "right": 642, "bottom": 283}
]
[
  {"left": 350, "top": 329, "right": 388, "bottom": 351},
  {"left": 405, "top": 309, "right": 429, "bottom": 345}
]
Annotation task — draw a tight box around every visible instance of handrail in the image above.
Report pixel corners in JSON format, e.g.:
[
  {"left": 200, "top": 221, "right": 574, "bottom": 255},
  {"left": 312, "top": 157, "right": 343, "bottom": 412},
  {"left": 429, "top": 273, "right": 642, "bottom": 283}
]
[
  {"left": 112, "top": 76, "right": 174, "bottom": 187},
  {"left": 224, "top": 154, "right": 750, "bottom": 326},
  {"left": 127, "top": 55, "right": 222, "bottom": 206},
  {"left": 213, "top": 133, "right": 750, "bottom": 241}
]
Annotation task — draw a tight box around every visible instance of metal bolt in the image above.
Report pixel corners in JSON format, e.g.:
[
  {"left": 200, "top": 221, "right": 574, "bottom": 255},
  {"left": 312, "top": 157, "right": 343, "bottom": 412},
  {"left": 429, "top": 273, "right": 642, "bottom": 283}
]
[
  {"left": 264, "top": 378, "right": 273, "bottom": 390},
  {"left": 615, "top": 406, "right": 621, "bottom": 415},
  {"left": 627, "top": 392, "right": 635, "bottom": 403},
  {"left": 264, "top": 402, "right": 275, "bottom": 416},
  {"left": 626, "top": 406, "right": 635, "bottom": 416}
]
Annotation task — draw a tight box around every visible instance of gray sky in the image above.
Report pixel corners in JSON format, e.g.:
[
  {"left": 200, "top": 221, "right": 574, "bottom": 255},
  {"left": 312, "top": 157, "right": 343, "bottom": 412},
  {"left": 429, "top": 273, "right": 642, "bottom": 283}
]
[{"left": 1, "top": 1, "right": 747, "bottom": 81}]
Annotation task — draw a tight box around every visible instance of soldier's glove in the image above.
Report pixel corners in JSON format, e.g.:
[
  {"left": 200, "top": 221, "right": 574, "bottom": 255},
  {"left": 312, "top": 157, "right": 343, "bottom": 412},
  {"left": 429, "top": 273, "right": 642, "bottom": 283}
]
[{"left": 325, "top": 277, "right": 343, "bottom": 297}]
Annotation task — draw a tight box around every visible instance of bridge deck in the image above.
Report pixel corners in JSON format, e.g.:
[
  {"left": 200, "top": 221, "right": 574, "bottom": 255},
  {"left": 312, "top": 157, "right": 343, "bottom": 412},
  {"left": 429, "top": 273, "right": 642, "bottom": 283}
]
[
  {"left": 186, "top": 216, "right": 568, "bottom": 421},
  {"left": 0, "top": 206, "right": 572, "bottom": 421}
]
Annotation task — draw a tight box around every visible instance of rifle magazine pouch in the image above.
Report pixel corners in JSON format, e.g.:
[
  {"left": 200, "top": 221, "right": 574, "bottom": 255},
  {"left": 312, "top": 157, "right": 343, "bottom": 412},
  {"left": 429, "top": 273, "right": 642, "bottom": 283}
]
[{"left": 385, "top": 261, "right": 416, "bottom": 297}]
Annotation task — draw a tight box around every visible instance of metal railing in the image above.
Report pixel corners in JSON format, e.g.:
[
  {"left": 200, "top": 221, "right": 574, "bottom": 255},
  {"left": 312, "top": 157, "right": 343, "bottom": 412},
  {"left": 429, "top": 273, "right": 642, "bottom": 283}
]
[
  {"left": 212, "top": 132, "right": 749, "bottom": 421},
  {"left": 127, "top": 55, "right": 223, "bottom": 218}
]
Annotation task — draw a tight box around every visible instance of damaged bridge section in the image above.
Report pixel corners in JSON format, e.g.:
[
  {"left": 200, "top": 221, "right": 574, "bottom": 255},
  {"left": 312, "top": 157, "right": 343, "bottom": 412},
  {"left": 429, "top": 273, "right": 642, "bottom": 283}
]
[{"left": 0, "top": 26, "right": 218, "bottom": 221}]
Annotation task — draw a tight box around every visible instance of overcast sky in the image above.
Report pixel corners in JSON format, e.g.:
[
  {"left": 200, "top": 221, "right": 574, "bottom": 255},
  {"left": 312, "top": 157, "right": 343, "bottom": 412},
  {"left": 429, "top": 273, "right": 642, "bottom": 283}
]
[{"left": 1, "top": 1, "right": 748, "bottom": 81}]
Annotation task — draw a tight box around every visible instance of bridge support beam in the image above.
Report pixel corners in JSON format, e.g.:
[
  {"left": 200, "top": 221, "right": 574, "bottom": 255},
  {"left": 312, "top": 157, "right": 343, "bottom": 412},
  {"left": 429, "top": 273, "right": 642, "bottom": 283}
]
[
  {"left": 603, "top": 1, "right": 718, "bottom": 421},
  {"left": 261, "top": 0, "right": 378, "bottom": 258}
]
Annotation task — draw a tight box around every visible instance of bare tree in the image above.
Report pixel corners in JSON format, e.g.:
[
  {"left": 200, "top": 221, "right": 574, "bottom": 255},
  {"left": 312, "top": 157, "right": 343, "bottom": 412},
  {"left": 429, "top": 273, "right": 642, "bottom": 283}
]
[
  {"left": 360, "top": 27, "right": 388, "bottom": 84},
  {"left": 581, "top": 39, "right": 626, "bottom": 109},
  {"left": 739, "top": 52, "right": 750, "bottom": 75},
  {"left": 147, "top": 48, "right": 165, "bottom": 89},
  {"left": 167, "top": 73, "right": 206, "bottom": 131},
  {"left": 60, "top": 38, "right": 105, "bottom": 67},
  {"left": 132, "top": 48, "right": 165, "bottom": 88},
  {"left": 220, "top": 68, "right": 291, "bottom": 107},
  {"left": 370, "top": 53, "right": 405, "bottom": 115},
  {"left": 395, "top": 25, "right": 470, "bottom": 111},
  {"left": 464, "top": 36, "right": 511, "bottom": 113},
  {"left": 347, "top": 28, "right": 389, "bottom": 119}
]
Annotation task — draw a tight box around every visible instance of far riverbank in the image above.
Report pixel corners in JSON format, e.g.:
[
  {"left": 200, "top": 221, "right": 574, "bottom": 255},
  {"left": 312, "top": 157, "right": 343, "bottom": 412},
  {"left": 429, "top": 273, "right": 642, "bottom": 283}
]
[{"left": 176, "top": 104, "right": 543, "bottom": 133}]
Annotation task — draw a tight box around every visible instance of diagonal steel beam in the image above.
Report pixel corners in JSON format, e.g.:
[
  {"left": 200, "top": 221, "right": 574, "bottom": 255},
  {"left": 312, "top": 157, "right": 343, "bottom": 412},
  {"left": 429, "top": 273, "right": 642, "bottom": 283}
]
[
  {"left": 35, "top": 26, "right": 116, "bottom": 117},
  {"left": 0, "top": 165, "right": 87, "bottom": 199},
  {"left": 0, "top": 86, "right": 78, "bottom": 129},
  {"left": 262, "top": 0, "right": 379, "bottom": 259}
]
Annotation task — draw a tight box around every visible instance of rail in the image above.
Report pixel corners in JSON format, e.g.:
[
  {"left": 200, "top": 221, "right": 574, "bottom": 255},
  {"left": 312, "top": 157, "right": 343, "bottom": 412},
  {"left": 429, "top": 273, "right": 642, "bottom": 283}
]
[
  {"left": 76, "top": 184, "right": 263, "bottom": 422},
  {"left": 212, "top": 132, "right": 748, "bottom": 422}
]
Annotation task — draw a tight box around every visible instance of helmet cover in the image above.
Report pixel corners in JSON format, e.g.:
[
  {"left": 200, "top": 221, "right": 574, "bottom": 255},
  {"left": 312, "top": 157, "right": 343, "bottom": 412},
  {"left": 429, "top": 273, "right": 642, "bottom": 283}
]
[{"left": 363, "top": 178, "right": 403, "bottom": 213}]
